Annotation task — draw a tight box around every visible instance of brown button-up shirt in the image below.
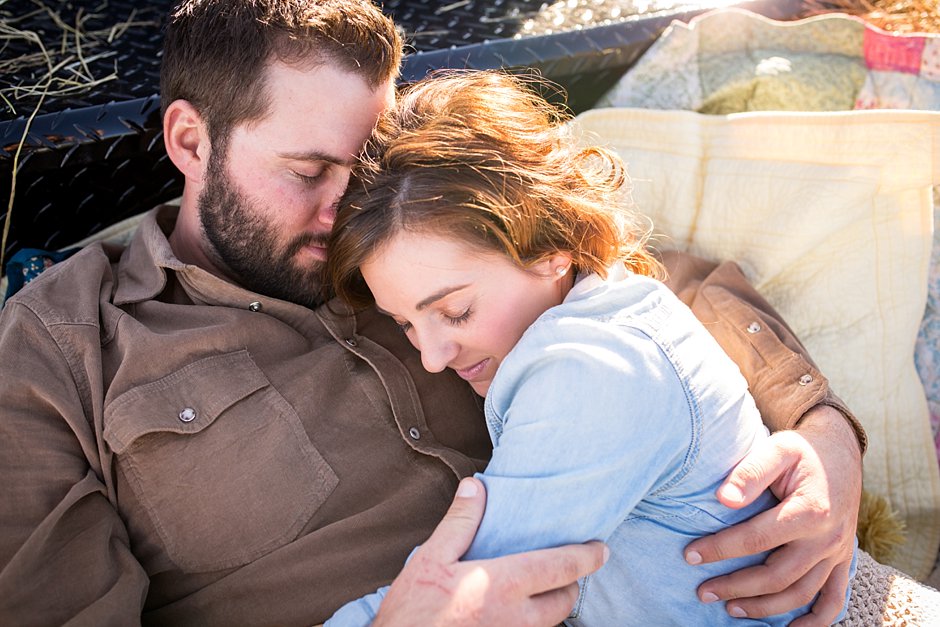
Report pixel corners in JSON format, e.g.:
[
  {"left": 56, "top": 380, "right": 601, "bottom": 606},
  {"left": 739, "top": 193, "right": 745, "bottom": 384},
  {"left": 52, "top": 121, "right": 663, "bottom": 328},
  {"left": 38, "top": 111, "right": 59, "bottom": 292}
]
[{"left": 0, "top": 206, "right": 860, "bottom": 626}]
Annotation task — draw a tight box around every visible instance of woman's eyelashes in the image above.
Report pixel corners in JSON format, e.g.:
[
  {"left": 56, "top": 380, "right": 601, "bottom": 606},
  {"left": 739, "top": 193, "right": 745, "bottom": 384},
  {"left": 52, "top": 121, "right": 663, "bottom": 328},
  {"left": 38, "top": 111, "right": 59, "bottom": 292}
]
[
  {"left": 445, "top": 307, "right": 472, "bottom": 326},
  {"left": 391, "top": 307, "right": 471, "bottom": 335}
]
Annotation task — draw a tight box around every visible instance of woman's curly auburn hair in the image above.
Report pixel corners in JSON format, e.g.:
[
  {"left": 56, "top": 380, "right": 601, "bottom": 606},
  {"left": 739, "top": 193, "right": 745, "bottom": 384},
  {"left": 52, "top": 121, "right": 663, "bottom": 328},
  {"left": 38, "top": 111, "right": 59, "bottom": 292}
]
[{"left": 326, "top": 69, "right": 661, "bottom": 308}]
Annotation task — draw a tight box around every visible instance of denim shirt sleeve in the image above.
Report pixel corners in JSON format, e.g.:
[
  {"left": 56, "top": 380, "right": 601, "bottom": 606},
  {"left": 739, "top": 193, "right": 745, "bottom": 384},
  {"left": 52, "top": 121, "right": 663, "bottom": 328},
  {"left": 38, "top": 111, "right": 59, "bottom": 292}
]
[
  {"left": 324, "top": 585, "right": 389, "bottom": 627},
  {"left": 464, "top": 315, "right": 696, "bottom": 559}
]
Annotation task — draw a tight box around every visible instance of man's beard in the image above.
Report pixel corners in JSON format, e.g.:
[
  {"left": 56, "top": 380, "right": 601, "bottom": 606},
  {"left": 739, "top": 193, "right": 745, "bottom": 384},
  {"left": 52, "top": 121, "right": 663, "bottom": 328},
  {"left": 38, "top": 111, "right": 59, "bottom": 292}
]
[{"left": 198, "top": 151, "right": 327, "bottom": 308}]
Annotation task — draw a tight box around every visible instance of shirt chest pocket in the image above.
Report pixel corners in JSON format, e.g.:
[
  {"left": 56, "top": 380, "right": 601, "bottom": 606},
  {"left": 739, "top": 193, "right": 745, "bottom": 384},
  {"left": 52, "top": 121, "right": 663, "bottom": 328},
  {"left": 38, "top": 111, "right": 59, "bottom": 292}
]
[{"left": 103, "top": 349, "right": 339, "bottom": 572}]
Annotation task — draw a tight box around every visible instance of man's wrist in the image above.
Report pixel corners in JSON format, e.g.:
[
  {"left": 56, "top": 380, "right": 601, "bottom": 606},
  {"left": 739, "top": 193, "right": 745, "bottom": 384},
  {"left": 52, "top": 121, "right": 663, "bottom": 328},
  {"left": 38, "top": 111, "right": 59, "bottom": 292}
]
[{"left": 795, "top": 403, "right": 866, "bottom": 458}]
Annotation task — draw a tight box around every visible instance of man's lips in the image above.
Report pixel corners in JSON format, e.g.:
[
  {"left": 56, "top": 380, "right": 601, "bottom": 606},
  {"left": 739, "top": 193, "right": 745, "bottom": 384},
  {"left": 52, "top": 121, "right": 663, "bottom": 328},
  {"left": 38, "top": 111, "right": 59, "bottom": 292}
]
[
  {"left": 454, "top": 358, "right": 490, "bottom": 381},
  {"left": 301, "top": 241, "right": 328, "bottom": 261}
]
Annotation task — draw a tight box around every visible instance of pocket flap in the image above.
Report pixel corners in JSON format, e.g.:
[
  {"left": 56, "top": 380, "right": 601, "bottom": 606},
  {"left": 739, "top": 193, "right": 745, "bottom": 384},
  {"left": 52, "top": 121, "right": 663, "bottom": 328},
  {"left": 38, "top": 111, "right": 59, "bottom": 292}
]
[{"left": 104, "top": 350, "right": 267, "bottom": 453}]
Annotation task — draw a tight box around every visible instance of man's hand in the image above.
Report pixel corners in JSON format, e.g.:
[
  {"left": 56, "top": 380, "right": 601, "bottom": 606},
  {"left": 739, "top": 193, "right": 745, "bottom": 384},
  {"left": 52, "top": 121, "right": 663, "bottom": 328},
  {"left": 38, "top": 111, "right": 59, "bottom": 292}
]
[
  {"left": 684, "top": 406, "right": 862, "bottom": 626},
  {"left": 374, "top": 478, "right": 608, "bottom": 627}
]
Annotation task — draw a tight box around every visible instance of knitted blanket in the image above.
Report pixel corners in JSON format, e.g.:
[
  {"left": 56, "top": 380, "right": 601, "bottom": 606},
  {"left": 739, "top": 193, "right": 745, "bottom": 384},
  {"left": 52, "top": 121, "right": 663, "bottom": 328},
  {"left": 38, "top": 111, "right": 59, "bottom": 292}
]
[{"left": 839, "top": 550, "right": 940, "bottom": 625}]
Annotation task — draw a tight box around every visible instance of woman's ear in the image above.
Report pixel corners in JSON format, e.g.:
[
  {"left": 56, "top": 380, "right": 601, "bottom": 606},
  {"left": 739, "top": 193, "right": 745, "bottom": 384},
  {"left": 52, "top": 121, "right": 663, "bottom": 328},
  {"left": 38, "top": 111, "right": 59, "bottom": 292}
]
[
  {"left": 533, "top": 253, "right": 574, "bottom": 281},
  {"left": 163, "top": 99, "right": 211, "bottom": 182}
]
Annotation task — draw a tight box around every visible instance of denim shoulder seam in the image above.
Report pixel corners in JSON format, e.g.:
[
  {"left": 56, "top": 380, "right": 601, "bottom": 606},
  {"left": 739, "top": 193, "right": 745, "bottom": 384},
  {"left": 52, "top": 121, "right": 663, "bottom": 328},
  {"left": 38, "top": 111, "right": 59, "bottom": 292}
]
[{"left": 646, "top": 324, "right": 702, "bottom": 496}]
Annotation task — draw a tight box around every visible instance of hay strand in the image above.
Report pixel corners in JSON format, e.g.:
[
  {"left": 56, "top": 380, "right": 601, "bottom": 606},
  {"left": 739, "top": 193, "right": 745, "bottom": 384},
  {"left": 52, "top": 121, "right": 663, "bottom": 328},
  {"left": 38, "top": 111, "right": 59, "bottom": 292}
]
[
  {"left": 0, "top": 0, "right": 158, "bottom": 269},
  {"left": 803, "top": 0, "right": 940, "bottom": 34},
  {"left": 0, "top": 0, "right": 160, "bottom": 115},
  {"left": 2, "top": 88, "right": 48, "bottom": 272}
]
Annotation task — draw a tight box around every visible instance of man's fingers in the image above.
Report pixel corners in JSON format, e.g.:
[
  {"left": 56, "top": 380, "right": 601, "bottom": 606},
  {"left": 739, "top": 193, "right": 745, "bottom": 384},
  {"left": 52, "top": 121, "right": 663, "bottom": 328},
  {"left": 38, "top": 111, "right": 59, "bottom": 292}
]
[
  {"left": 789, "top": 560, "right": 853, "bottom": 627},
  {"left": 715, "top": 433, "right": 798, "bottom": 509},
  {"left": 495, "top": 545, "right": 607, "bottom": 626},
  {"left": 525, "top": 583, "right": 582, "bottom": 627},
  {"left": 498, "top": 542, "right": 609, "bottom": 597},
  {"left": 696, "top": 546, "right": 817, "bottom": 604},
  {"left": 421, "top": 478, "right": 487, "bottom": 562},
  {"left": 685, "top": 503, "right": 803, "bottom": 566},
  {"left": 717, "top": 558, "right": 832, "bottom": 620}
]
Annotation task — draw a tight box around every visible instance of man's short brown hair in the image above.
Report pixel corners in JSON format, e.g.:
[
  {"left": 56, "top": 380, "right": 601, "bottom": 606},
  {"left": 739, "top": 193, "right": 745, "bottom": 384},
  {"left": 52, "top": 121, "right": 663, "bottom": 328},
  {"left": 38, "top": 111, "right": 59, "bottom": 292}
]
[{"left": 160, "top": 0, "right": 402, "bottom": 146}]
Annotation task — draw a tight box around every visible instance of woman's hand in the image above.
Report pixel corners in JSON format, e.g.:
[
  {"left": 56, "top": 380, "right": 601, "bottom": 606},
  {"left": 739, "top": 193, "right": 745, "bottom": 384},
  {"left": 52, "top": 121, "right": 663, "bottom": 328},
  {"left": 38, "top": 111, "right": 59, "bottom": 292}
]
[
  {"left": 374, "top": 477, "right": 608, "bottom": 627},
  {"left": 683, "top": 405, "right": 862, "bottom": 626}
]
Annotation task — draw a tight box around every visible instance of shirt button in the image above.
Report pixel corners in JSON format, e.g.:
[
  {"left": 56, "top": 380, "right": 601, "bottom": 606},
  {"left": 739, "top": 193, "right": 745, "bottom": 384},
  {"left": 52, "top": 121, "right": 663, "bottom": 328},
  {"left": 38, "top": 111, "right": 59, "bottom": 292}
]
[
  {"left": 248, "top": 301, "right": 263, "bottom": 312},
  {"left": 798, "top": 374, "right": 814, "bottom": 386},
  {"left": 408, "top": 427, "right": 421, "bottom": 440},
  {"left": 179, "top": 407, "right": 197, "bottom": 423},
  {"left": 746, "top": 321, "right": 761, "bottom": 334},
  {"left": 345, "top": 337, "right": 358, "bottom": 347}
]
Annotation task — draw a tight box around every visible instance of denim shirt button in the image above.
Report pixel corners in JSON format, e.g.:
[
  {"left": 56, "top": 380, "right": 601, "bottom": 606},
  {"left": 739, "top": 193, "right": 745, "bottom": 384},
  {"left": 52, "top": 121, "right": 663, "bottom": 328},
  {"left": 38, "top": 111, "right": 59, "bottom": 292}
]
[
  {"left": 179, "top": 407, "right": 197, "bottom": 423},
  {"left": 345, "top": 337, "right": 358, "bottom": 348},
  {"left": 408, "top": 427, "right": 421, "bottom": 440},
  {"left": 798, "top": 374, "right": 813, "bottom": 386},
  {"left": 746, "top": 321, "right": 761, "bottom": 333},
  {"left": 248, "top": 301, "right": 263, "bottom": 312}
]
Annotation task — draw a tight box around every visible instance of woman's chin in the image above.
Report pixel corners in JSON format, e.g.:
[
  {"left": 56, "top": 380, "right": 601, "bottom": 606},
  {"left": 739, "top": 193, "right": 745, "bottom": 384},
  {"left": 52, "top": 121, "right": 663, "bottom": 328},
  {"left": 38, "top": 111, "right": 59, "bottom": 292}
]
[{"left": 470, "top": 380, "right": 490, "bottom": 397}]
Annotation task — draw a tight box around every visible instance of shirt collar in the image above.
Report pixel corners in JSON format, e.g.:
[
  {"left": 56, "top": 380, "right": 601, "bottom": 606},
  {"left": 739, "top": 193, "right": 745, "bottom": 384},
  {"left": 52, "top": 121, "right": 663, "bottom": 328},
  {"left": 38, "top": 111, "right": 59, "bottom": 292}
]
[
  {"left": 113, "top": 205, "right": 186, "bottom": 306},
  {"left": 565, "top": 262, "right": 630, "bottom": 303},
  {"left": 112, "top": 204, "right": 268, "bottom": 310},
  {"left": 110, "top": 205, "right": 357, "bottom": 338}
]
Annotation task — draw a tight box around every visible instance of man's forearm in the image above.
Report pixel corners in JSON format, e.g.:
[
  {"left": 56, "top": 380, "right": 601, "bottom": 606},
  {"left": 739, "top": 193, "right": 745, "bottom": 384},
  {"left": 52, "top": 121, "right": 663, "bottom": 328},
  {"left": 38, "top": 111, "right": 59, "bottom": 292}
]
[
  {"left": 660, "top": 249, "right": 867, "bottom": 454},
  {"left": 795, "top": 404, "right": 864, "bottom": 465},
  {"left": 798, "top": 403, "right": 867, "bottom": 462}
]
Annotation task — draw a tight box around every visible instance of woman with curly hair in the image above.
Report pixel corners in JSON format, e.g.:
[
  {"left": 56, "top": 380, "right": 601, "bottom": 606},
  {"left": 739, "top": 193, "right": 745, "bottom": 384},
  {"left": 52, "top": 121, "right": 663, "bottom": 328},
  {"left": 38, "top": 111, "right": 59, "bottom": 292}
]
[{"left": 325, "top": 70, "right": 854, "bottom": 626}]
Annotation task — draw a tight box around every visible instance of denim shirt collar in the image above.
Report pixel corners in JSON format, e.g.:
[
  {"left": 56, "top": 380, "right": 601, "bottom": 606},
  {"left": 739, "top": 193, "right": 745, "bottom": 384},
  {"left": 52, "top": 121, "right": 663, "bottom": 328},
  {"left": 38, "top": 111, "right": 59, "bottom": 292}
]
[{"left": 566, "top": 262, "right": 631, "bottom": 303}]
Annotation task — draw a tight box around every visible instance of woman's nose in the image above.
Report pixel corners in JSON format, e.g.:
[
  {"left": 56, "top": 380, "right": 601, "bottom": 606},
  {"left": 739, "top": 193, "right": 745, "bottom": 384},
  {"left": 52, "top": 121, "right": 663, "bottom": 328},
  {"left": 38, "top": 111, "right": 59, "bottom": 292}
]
[{"left": 417, "top": 331, "right": 459, "bottom": 374}]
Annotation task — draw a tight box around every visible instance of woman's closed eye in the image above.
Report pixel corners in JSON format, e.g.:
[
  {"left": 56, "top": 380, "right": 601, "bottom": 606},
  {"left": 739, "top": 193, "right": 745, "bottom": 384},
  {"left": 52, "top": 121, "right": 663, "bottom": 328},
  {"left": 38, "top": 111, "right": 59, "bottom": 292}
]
[
  {"left": 444, "top": 307, "right": 472, "bottom": 326},
  {"left": 391, "top": 308, "right": 470, "bottom": 334}
]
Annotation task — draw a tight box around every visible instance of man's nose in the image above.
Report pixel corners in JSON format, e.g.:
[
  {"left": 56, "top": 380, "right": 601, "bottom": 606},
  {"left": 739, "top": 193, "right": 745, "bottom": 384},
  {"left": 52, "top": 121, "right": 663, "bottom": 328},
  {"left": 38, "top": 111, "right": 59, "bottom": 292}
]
[{"left": 316, "top": 168, "right": 352, "bottom": 228}]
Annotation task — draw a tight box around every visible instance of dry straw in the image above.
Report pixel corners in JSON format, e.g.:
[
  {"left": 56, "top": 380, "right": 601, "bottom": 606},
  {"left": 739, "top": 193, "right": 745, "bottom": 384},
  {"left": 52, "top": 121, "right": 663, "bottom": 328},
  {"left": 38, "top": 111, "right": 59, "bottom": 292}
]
[
  {"left": 0, "top": 0, "right": 158, "bottom": 270},
  {"left": 804, "top": 0, "right": 940, "bottom": 34},
  {"left": 1, "top": 0, "right": 938, "bottom": 270}
]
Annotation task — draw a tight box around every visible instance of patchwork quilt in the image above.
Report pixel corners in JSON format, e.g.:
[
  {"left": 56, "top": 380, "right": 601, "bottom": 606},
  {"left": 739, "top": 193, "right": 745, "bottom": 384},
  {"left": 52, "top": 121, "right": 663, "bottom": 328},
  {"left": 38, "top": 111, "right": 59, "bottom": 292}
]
[{"left": 592, "top": 7, "right": 940, "bottom": 579}]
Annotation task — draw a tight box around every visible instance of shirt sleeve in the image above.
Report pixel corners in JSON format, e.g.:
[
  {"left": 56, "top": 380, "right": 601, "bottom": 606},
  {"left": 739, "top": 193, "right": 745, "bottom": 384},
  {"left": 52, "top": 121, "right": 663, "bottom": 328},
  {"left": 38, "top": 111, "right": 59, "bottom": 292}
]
[
  {"left": 0, "top": 301, "right": 149, "bottom": 625},
  {"left": 659, "top": 250, "right": 868, "bottom": 454},
  {"left": 325, "top": 585, "right": 389, "bottom": 627},
  {"left": 464, "top": 320, "right": 694, "bottom": 559}
]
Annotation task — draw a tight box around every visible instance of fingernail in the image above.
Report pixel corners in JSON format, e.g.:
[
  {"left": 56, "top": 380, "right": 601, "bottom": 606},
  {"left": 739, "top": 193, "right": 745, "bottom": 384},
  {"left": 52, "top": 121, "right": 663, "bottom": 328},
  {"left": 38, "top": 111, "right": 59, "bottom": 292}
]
[
  {"left": 456, "top": 479, "right": 478, "bottom": 498},
  {"left": 603, "top": 545, "right": 610, "bottom": 564},
  {"left": 720, "top": 483, "right": 745, "bottom": 504},
  {"left": 729, "top": 606, "right": 748, "bottom": 618},
  {"left": 701, "top": 592, "right": 718, "bottom": 603},
  {"left": 685, "top": 550, "right": 702, "bottom": 565}
]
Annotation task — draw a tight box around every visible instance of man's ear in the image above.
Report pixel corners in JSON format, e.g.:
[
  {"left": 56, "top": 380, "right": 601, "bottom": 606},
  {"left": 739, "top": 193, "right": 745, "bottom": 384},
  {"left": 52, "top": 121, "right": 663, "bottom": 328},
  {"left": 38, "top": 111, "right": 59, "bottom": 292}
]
[{"left": 164, "top": 99, "right": 211, "bottom": 182}]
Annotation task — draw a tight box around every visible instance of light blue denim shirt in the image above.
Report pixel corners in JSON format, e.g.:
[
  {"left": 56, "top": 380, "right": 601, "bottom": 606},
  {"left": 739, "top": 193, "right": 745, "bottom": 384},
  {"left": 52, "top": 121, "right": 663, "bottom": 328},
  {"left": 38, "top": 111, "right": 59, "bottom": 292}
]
[{"left": 328, "top": 267, "right": 854, "bottom": 626}]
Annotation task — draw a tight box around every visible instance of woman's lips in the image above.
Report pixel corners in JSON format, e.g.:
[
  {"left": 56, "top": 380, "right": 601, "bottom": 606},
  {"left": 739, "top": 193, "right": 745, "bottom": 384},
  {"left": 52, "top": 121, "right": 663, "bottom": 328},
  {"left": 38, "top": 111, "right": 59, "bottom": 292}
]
[{"left": 454, "top": 358, "right": 490, "bottom": 381}]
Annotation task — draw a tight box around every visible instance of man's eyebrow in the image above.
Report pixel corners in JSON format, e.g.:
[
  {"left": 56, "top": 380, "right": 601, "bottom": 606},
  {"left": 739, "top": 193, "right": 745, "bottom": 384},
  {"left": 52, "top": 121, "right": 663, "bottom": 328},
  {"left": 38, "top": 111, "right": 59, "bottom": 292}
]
[{"left": 277, "top": 150, "right": 353, "bottom": 166}]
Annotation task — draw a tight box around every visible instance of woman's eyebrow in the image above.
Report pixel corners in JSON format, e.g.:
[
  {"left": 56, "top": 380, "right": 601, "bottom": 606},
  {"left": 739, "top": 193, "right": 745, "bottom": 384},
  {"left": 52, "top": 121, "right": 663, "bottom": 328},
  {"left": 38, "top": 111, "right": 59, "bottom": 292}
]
[
  {"left": 373, "top": 284, "right": 471, "bottom": 318},
  {"left": 416, "top": 284, "right": 470, "bottom": 311}
]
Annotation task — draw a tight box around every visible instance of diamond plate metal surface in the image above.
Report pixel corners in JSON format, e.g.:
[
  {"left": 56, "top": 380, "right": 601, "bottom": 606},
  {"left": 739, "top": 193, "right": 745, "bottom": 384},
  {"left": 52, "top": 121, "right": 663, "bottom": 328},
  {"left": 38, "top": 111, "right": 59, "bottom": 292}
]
[{"left": 0, "top": 0, "right": 804, "bottom": 262}]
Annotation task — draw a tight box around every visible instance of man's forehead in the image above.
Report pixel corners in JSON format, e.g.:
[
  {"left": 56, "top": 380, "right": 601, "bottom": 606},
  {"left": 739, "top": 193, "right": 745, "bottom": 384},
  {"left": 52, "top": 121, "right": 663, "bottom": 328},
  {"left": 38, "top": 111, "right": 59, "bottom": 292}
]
[
  {"left": 242, "top": 61, "right": 394, "bottom": 157},
  {"left": 262, "top": 60, "right": 393, "bottom": 112}
]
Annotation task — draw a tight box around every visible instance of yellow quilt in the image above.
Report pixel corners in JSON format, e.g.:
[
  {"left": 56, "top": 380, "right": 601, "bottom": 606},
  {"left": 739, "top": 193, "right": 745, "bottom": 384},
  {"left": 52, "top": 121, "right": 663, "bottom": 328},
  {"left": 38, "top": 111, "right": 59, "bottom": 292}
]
[{"left": 575, "top": 106, "right": 940, "bottom": 579}]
